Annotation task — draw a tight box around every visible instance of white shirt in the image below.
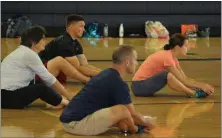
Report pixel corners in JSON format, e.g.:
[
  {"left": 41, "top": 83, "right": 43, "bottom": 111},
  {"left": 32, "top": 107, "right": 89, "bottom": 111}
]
[{"left": 1, "top": 45, "right": 56, "bottom": 91}]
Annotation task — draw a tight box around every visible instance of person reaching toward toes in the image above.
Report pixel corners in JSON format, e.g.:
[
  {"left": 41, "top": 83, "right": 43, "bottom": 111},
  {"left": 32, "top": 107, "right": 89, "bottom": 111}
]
[
  {"left": 1, "top": 26, "right": 73, "bottom": 109},
  {"left": 132, "top": 33, "right": 214, "bottom": 98},
  {"left": 60, "top": 45, "right": 158, "bottom": 136}
]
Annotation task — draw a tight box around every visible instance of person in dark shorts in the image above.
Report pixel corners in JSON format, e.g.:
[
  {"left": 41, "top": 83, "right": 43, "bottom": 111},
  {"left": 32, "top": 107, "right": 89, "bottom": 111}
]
[
  {"left": 60, "top": 45, "right": 158, "bottom": 135},
  {"left": 1, "top": 26, "right": 72, "bottom": 109},
  {"left": 38, "top": 14, "right": 101, "bottom": 84},
  {"left": 132, "top": 33, "right": 214, "bottom": 98}
]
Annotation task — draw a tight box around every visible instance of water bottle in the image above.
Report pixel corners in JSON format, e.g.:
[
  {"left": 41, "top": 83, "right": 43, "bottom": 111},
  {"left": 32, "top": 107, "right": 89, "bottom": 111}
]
[
  {"left": 119, "top": 23, "right": 124, "bottom": 37},
  {"left": 205, "top": 27, "right": 210, "bottom": 37},
  {"left": 103, "top": 24, "right": 108, "bottom": 37}
]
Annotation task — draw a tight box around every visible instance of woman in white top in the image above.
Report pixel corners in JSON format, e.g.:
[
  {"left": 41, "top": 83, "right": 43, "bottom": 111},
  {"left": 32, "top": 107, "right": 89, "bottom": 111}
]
[{"left": 1, "top": 26, "right": 72, "bottom": 109}]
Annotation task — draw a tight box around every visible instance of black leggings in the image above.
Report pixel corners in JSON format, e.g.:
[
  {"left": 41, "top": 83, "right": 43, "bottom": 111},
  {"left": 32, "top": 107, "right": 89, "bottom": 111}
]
[{"left": 1, "top": 83, "right": 62, "bottom": 109}]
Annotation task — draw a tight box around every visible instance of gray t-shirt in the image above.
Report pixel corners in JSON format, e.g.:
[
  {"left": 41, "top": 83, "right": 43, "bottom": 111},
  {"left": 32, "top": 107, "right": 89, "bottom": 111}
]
[{"left": 1, "top": 45, "right": 56, "bottom": 91}]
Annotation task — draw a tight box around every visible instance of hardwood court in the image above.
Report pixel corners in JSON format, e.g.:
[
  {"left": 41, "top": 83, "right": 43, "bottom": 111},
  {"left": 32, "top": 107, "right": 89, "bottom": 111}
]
[{"left": 1, "top": 37, "right": 221, "bottom": 138}]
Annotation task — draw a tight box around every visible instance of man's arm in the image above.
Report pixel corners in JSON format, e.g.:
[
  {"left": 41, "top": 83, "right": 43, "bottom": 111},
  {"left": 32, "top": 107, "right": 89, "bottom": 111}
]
[
  {"left": 76, "top": 54, "right": 101, "bottom": 71},
  {"left": 76, "top": 54, "right": 88, "bottom": 66},
  {"left": 65, "top": 55, "right": 100, "bottom": 77},
  {"left": 65, "top": 56, "right": 80, "bottom": 68},
  {"left": 125, "top": 104, "right": 157, "bottom": 130}
]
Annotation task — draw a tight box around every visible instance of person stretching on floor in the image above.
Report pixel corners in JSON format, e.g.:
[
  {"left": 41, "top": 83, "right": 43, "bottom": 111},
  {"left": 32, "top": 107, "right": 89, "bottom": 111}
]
[
  {"left": 1, "top": 26, "right": 72, "bottom": 109},
  {"left": 132, "top": 33, "right": 214, "bottom": 98},
  {"left": 38, "top": 14, "right": 101, "bottom": 84},
  {"left": 60, "top": 45, "right": 158, "bottom": 135}
]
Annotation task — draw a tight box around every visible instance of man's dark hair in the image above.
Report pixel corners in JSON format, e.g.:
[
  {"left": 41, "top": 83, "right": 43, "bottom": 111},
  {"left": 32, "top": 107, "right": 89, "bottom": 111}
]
[
  {"left": 20, "top": 26, "right": 46, "bottom": 48},
  {"left": 66, "top": 14, "right": 85, "bottom": 27}
]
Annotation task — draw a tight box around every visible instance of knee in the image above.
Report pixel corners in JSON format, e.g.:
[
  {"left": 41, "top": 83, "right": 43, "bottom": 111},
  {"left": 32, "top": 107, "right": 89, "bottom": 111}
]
[
  {"left": 71, "top": 58, "right": 80, "bottom": 68},
  {"left": 53, "top": 56, "right": 69, "bottom": 68},
  {"left": 167, "top": 72, "right": 175, "bottom": 81},
  {"left": 60, "top": 56, "right": 80, "bottom": 69},
  {"left": 55, "top": 56, "right": 65, "bottom": 62},
  {"left": 111, "top": 105, "right": 131, "bottom": 118}
]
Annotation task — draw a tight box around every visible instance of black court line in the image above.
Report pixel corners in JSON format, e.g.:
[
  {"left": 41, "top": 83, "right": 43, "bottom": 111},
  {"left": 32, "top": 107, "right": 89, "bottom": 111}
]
[
  {"left": 133, "top": 101, "right": 221, "bottom": 105},
  {"left": 88, "top": 58, "right": 221, "bottom": 62},
  {"left": 124, "top": 81, "right": 221, "bottom": 87}
]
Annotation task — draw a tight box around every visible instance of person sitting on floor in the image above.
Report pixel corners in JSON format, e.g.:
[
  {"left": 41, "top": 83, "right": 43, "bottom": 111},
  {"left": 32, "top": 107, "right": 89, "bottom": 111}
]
[
  {"left": 132, "top": 33, "right": 214, "bottom": 98},
  {"left": 38, "top": 14, "right": 101, "bottom": 84},
  {"left": 60, "top": 45, "right": 158, "bottom": 135},
  {"left": 1, "top": 26, "right": 73, "bottom": 109}
]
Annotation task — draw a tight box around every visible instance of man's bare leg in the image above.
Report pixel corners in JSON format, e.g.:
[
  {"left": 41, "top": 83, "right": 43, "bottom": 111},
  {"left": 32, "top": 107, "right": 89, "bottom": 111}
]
[{"left": 47, "top": 56, "right": 90, "bottom": 83}]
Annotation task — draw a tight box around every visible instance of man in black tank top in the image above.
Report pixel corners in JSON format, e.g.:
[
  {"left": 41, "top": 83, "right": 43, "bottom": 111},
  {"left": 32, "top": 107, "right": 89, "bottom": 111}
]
[{"left": 39, "top": 14, "right": 101, "bottom": 84}]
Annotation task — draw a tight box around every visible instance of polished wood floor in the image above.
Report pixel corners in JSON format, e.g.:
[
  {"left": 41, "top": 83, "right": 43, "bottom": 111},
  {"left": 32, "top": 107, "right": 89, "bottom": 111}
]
[
  {"left": 1, "top": 37, "right": 221, "bottom": 60},
  {"left": 1, "top": 37, "right": 221, "bottom": 138}
]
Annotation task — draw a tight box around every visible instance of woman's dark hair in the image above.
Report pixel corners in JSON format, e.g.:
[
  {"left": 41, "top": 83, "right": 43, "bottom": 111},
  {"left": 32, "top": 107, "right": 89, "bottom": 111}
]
[
  {"left": 164, "top": 33, "right": 187, "bottom": 50},
  {"left": 20, "top": 26, "right": 46, "bottom": 48},
  {"left": 66, "top": 14, "right": 85, "bottom": 27}
]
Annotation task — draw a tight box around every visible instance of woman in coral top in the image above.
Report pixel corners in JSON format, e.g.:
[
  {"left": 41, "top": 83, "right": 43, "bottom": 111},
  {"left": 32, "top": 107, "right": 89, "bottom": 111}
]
[{"left": 132, "top": 33, "right": 214, "bottom": 98}]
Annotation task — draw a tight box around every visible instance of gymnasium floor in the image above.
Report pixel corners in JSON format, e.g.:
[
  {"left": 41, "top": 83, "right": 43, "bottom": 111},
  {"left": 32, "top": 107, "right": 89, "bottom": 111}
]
[{"left": 1, "top": 37, "right": 221, "bottom": 138}]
